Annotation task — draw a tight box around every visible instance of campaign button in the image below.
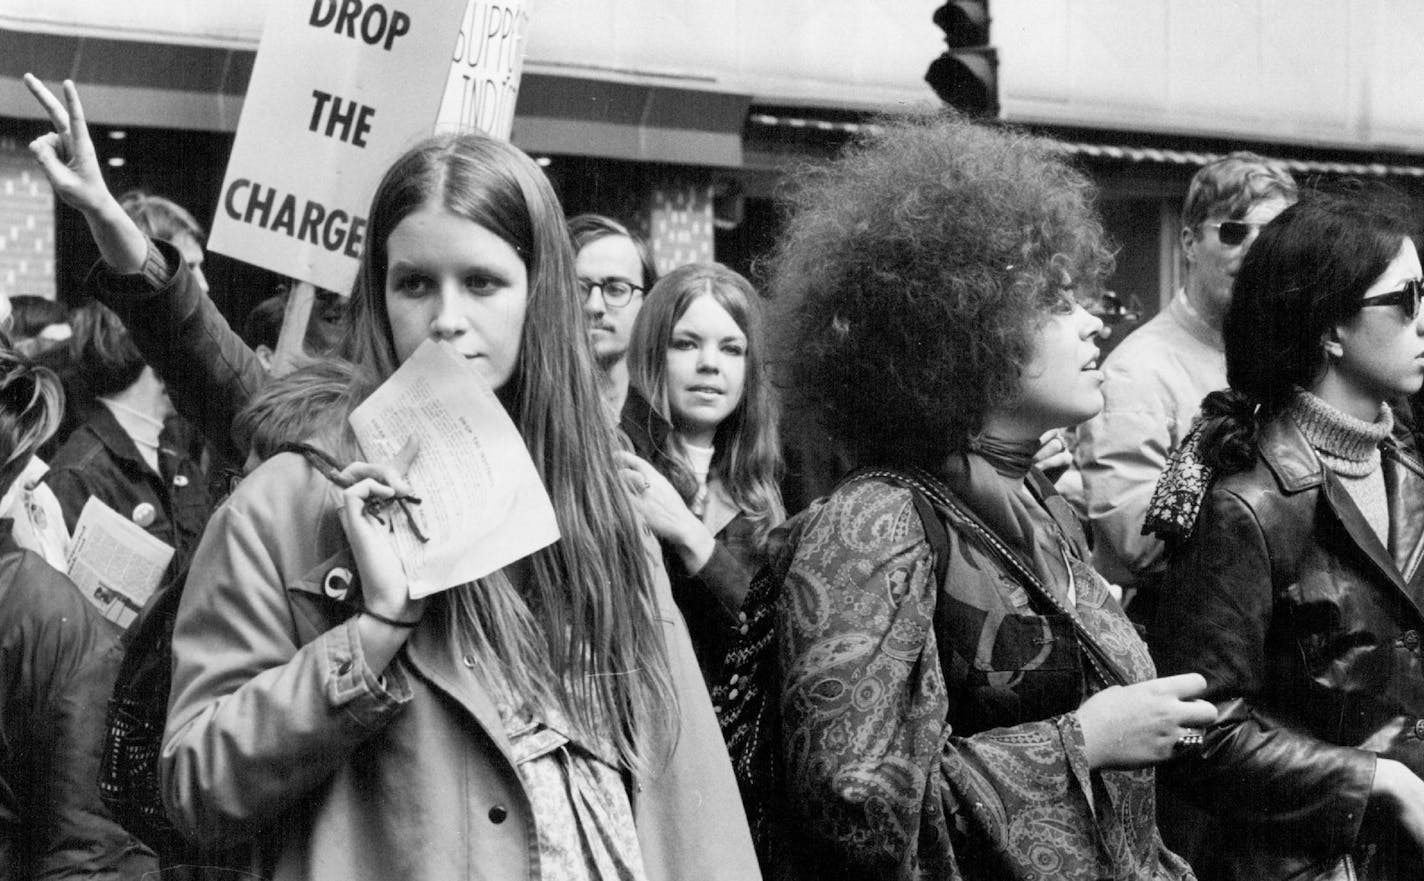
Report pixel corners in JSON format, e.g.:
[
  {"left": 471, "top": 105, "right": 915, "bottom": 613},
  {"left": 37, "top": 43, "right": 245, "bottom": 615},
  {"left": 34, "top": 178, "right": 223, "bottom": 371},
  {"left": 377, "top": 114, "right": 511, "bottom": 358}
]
[{"left": 131, "top": 503, "right": 156, "bottom": 527}]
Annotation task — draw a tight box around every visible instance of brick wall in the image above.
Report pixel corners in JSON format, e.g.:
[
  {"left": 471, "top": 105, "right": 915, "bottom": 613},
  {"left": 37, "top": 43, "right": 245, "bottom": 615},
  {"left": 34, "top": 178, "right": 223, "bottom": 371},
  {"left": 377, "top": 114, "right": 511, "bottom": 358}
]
[{"left": 0, "top": 137, "right": 56, "bottom": 301}]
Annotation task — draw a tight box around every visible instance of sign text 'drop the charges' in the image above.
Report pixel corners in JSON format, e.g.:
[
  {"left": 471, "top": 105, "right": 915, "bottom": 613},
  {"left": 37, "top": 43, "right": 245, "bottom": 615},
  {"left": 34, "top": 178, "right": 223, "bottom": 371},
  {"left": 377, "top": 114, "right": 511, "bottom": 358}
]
[{"left": 208, "top": 0, "right": 472, "bottom": 294}]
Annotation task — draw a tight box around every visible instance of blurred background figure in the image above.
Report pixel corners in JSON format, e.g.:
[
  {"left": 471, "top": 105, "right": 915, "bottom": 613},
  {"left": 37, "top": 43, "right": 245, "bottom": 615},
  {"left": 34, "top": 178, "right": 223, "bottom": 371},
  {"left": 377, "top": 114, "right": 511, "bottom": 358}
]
[
  {"left": 1076, "top": 152, "right": 1298, "bottom": 619},
  {"left": 118, "top": 190, "right": 208, "bottom": 293},
  {"left": 45, "top": 301, "right": 210, "bottom": 567},
  {"left": 0, "top": 346, "right": 156, "bottom": 879},
  {"left": 8, "top": 295, "right": 71, "bottom": 358}
]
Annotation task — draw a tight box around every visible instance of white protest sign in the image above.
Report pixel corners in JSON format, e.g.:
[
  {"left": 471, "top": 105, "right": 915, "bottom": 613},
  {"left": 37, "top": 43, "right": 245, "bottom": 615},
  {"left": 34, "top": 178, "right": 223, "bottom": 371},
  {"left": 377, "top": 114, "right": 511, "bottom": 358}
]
[
  {"left": 436, "top": 0, "right": 532, "bottom": 138},
  {"left": 209, "top": 0, "right": 470, "bottom": 294}
]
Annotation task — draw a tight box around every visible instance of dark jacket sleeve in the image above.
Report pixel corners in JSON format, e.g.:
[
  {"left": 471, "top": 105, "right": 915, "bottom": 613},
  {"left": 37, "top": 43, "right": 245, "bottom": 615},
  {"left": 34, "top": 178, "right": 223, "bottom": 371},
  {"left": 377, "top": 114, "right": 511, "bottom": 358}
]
[
  {"left": 89, "top": 239, "right": 268, "bottom": 470},
  {"left": 1152, "top": 486, "right": 1375, "bottom": 854},
  {"left": 16, "top": 554, "right": 156, "bottom": 880}
]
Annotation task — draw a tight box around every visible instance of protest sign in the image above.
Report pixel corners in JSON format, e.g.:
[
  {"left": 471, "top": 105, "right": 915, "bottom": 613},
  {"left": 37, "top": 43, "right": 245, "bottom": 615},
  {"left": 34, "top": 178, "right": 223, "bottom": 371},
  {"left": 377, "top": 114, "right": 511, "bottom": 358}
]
[
  {"left": 436, "top": 0, "right": 532, "bottom": 138},
  {"left": 209, "top": 0, "right": 471, "bottom": 294}
]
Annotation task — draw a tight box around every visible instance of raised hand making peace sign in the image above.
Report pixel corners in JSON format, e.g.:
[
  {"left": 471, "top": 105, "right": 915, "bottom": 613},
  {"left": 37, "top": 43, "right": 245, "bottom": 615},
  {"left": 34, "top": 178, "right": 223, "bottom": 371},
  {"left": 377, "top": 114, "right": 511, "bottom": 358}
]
[{"left": 23, "top": 74, "right": 147, "bottom": 274}]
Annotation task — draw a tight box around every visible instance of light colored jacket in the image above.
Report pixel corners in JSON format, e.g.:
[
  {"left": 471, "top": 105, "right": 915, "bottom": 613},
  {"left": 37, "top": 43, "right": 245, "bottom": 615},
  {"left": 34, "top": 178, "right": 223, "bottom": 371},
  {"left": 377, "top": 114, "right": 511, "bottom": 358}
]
[
  {"left": 161, "top": 451, "right": 760, "bottom": 881},
  {"left": 1075, "top": 291, "right": 1226, "bottom": 587}
]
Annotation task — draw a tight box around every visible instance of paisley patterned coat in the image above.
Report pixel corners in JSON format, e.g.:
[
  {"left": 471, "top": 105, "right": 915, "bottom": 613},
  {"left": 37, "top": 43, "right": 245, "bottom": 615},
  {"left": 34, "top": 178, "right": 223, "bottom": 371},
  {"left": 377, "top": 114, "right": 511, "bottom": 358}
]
[{"left": 774, "top": 469, "right": 1194, "bottom": 881}]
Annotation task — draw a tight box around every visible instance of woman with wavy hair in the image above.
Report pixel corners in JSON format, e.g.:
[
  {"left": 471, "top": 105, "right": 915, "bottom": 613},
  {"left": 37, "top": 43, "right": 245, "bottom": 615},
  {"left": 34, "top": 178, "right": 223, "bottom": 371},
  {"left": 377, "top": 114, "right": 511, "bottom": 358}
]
[
  {"left": 1148, "top": 189, "right": 1424, "bottom": 880},
  {"left": 27, "top": 75, "right": 756, "bottom": 880},
  {"left": 617, "top": 262, "right": 784, "bottom": 682},
  {"left": 764, "top": 112, "right": 1213, "bottom": 880}
]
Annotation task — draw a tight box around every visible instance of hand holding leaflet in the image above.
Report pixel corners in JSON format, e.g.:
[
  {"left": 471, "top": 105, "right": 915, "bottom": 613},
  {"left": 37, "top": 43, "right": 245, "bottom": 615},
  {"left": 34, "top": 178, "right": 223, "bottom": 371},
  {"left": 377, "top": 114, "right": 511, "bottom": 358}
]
[{"left": 348, "top": 339, "right": 560, "bottom": 598}]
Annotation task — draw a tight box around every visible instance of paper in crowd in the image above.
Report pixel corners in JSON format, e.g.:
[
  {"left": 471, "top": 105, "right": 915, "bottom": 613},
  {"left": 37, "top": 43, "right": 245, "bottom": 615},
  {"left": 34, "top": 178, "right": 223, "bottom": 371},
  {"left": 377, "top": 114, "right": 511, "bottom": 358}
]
[
  {"left": 349, "top": 339, "right": 560, "bottom": 598},
  {"left": 66, "top": 497, "right": 175, "bottom": 628}
]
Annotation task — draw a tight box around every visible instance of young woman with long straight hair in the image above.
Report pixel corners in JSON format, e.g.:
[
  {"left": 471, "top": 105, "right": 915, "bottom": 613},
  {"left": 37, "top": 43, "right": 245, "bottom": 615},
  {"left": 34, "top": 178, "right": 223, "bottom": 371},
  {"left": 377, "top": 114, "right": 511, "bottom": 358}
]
[
  {"left": 26, "top": 75, "right": 757, "bottom": 881},
  {"left": 617, "top": 262, "right": 784, "bottom": 682}
]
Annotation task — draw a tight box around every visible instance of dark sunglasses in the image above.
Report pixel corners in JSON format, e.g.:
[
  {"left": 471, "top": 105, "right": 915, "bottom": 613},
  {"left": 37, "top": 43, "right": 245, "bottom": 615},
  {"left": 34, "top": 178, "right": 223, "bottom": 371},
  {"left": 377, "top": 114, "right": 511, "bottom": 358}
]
[
  {"left": 1359, "top": 278, "right": 1424, "bottom": 319},
  {"left": 1203, "top": 220, "right": 1267, "bottom": 247}
]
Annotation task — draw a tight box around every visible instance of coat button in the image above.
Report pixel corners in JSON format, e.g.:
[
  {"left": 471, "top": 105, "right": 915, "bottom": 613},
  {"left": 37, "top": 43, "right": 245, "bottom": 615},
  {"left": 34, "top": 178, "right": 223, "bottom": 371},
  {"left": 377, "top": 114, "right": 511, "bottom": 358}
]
[
  {"left": 463, "top": 655, "right": 476, "bottom": 668},
  {"left": 173, "top": 473, "right": 190, "bottom": 487},
  {"left": 337, "top": 659, "right": 353, "bottom": 675},
  {"left": 1414, "top": 719, "right": 1424, "bottom": 740},
  {"left": 488, "top": 805, "right": 508, "bottom": 824},
  {"left": 1404, "top": 630, "right": 1421, "bottom": 651},
  {"left": 131, "top": 502, "right": 156, "bottom": 527},
  {"left": 323, "top": 567, "right": 352, "bottom": 600}
]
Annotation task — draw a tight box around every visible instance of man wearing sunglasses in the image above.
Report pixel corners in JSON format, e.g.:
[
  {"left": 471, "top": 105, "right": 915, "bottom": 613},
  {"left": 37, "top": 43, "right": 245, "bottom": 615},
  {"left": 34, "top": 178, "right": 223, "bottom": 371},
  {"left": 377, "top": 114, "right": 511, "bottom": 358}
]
[{"left": 1076, "top": 152, "right": 1297, "bottom": 619}]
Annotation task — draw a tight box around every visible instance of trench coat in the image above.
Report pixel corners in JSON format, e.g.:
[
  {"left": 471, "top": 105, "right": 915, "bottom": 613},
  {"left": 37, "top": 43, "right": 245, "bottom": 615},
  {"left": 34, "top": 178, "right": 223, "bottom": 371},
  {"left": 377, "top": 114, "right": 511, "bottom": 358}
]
[{"left": 160, "top": 451, "right": 760, "bottom": 881}]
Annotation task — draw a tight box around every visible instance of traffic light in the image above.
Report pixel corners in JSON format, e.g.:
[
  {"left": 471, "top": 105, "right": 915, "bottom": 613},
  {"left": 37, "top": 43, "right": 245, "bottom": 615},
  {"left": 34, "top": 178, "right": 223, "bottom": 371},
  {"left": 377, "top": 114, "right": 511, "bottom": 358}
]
[{"left": 926, "top": 2, "right": 999, "bottom": 117}]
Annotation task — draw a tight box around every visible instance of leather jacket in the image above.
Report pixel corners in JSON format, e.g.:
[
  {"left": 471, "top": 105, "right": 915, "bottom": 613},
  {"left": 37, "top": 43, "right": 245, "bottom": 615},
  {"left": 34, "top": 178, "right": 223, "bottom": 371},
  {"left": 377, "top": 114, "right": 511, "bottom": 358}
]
[{"left": 1151, "top": 411, "right": 1424, "bottom": 880}]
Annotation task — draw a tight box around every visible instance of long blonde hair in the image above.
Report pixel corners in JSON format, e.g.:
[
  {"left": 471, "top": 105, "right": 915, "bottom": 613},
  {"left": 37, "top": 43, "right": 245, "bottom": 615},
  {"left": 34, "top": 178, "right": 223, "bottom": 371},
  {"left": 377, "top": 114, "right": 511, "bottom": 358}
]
[
  {"left": 343, "top": 133, "right": 675, "bottom": 769},
  {"left": 627, "top": 262, "right": 784, "bottom": 548}
]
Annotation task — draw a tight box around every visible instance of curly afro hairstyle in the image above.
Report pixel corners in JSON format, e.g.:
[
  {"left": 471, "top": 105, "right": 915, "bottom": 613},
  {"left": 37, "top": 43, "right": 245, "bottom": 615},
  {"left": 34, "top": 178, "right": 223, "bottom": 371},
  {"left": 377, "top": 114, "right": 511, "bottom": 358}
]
[{"left": 769, "top": 111, "right": 1114, "bottom": 467}]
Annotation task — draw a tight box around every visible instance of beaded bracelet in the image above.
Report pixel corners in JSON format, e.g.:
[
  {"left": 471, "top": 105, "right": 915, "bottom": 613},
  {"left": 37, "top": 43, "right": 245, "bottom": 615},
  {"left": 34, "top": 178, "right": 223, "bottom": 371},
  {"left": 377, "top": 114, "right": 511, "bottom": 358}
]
[{"left": 361, "top": 608, "right": 421, "bottom": 629}]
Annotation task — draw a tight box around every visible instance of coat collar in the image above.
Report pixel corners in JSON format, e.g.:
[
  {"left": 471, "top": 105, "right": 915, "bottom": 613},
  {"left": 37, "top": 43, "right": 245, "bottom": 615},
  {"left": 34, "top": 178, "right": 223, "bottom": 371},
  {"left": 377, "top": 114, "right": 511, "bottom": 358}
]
[
  {"left": 701, "top": 477, "right": 741, "bottom": 538},
  {"left": 1258, "top": 414, "right": 1326, "bottom": 493},
  {"left": 1262, "top": 410, "right": 1424, "bottom": 606},
  {"left": 82, "top": 402, "right": 160, "bottom": 477},
  {"left": 403, "top": 616, "right": 519, "bottom": 770}
]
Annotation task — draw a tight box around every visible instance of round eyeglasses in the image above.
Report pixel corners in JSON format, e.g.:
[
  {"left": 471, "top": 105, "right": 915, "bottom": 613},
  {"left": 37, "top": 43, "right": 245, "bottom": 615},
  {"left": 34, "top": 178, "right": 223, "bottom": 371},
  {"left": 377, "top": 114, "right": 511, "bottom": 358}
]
[{"left": 579, "top": 278, "right": 644, "bottom": 309}]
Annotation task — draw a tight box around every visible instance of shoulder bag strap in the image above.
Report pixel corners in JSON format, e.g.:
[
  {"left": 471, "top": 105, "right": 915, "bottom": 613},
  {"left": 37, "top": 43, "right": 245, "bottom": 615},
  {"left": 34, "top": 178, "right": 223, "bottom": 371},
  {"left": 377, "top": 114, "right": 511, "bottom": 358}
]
[
  {"left": 851, "top": 465, "right": 1129, "bottom": 688},
  {"left": 274, "top": 441, "right": 352, "bottom": 489}
]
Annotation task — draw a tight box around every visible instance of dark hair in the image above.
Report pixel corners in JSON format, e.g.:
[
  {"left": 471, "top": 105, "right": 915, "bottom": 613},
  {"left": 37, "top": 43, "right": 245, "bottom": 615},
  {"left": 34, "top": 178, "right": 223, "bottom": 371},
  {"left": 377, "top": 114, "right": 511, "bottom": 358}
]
[
  {"left": 627, "top": 262, "right": 784, "bottom": 547},
  {"left": 0, "top": 349, "right": 63, "bottom": 497},
  {"left": 242, "top": 294, "right": 286, "bottom": 351},
  {"left": 9, "top": 296, "right": 68, "bottom": 341},
  {"left": 66, "top": 302, "right": 147, "bottom": 397},
  {"left": 1182, "top": 151, "right": 1298, "bottom": 231},
  {"left": 567, "top": 213, "right": 659, "bottom": 290},
  {"left": 769, "top": 112, "right": 1114, "bottom": 467},
  {"left": 1201, "top": 186, "right": 1417, "bottom": 472}
]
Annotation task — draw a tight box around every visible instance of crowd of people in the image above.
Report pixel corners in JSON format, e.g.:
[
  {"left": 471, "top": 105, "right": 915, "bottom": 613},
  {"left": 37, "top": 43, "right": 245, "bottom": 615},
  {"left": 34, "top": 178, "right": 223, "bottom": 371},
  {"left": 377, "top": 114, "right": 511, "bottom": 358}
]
[{"left": 6, "top": 70, "right": 1424, "bottom": 881}]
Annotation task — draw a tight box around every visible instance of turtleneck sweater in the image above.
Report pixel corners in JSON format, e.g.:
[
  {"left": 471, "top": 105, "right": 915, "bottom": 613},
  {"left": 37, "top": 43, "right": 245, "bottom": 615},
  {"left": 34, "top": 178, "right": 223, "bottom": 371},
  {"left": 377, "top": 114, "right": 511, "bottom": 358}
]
[{"left": 1287, "top": 389, "right": 1393, "bottom": 547}]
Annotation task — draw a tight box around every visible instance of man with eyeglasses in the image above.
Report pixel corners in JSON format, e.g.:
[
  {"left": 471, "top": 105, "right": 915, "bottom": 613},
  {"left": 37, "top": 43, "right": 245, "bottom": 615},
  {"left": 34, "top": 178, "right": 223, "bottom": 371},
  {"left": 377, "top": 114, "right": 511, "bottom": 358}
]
[
  {"left": 568, "top": 214, "right": 659, "bottom": 417},
  {"left": 1076, "top": 152, "right": 1297, "bottom": 619}
]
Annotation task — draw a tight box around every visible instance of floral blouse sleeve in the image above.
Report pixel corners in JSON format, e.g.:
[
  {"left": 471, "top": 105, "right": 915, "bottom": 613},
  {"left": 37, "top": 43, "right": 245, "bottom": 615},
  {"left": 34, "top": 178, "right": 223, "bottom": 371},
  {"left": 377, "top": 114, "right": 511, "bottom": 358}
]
[{"left": 777, "top": 480, "right": 1183, "bottom": 880}]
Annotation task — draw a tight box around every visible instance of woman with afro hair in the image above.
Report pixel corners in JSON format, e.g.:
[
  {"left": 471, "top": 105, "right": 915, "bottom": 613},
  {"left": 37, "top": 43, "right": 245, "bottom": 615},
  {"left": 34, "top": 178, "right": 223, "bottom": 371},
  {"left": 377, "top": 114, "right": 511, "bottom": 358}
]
[{"left": 764, "top": 112, "right": 1214, "bottom": 880}]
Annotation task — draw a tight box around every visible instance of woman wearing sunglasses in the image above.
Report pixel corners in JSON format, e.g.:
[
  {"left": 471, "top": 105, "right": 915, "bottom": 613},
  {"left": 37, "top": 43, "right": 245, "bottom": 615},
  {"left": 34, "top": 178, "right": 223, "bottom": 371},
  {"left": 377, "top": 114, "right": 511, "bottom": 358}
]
[{"left": 1148, "top": 188, "right": 1424, "bottom": 881}]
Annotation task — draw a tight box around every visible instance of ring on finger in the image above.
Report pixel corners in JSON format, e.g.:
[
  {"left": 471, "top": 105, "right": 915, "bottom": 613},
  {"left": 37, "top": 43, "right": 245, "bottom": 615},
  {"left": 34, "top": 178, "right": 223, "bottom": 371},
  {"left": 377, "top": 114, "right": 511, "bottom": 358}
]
[{"left": 1174, "top": 727, "right": 1205, "bottom": 750}]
